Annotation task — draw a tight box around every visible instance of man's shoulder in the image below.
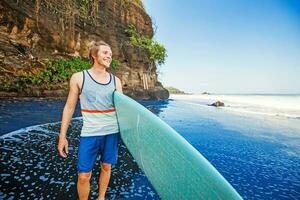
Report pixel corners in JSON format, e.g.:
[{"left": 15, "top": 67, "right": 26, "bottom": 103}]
[
  {"left": 70, "top": 71, "right": 84, "bottom": 83},
  {"left": 113, "top": 74, "right": 121, "bottom": 82}
]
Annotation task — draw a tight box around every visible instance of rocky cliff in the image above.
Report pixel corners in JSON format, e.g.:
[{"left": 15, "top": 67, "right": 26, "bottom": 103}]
[{"left": 0, "top": 0, "right": 169, "bottom": 100}]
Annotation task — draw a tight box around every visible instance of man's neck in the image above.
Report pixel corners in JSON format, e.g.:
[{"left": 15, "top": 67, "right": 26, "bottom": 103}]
[{"left": 91, "top": 63, "right": 107, "bottom": 75}]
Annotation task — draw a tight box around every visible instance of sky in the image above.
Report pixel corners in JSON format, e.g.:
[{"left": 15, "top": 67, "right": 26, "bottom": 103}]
[{"left": 142, "top": 0, "right": 300, "bottom": 94}]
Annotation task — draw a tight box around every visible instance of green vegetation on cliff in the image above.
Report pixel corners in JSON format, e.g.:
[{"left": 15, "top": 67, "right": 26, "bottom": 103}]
[
  {"left": 110, "top": 58, "right": 120, "bottom": 71},
  {"left": 8, "top": 57, "right": 90, "bottom": 92},
  {"left": 27, "top": 57, "right": 90, "bottom": 85},
  {"left": 166, "top": 86, "right": 185, "bottom": 94},
  {"left": 125, "top": 24, "right": 167, "bottom": 65},
  {"left": 40, "top": 0, "right": 144, "bottom": 19},
  {"left": 3, "top": 57, "right": 119, "bottom": 92},
  {"left": 129, "top": 0, "right": 144, "bottom": 9}
]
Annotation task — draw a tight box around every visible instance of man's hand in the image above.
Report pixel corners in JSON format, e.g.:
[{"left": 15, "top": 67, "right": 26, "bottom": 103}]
[{"left": 58, "top": 137, "right": 69, "bottom": 158}]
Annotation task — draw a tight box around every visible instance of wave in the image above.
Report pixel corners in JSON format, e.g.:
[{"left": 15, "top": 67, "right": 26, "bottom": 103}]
[
  {"left": 171, "top": 94, "right": 300, "bottom": 119},
  {"left": 0, "top": 117, "right": 82, "bottom": 139}
]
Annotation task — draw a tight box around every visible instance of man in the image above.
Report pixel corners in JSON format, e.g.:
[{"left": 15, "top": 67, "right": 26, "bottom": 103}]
[{"left": 57, "top": 41, "right": 123, "bottom": 200}]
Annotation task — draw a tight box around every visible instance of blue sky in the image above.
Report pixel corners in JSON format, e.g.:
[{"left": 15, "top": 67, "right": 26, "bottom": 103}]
[{"left": 142, "top": 0, "right": 300, "bottom": 94}]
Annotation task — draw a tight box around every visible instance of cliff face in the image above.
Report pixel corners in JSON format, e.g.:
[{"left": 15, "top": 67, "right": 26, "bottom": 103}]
[{"left": 0, "top": 0, "right": 169, "bottom": 100}]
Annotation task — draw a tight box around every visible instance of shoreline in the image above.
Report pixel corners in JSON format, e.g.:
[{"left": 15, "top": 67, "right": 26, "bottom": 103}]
[{"left": 0, "top": 96, "right": 67, "bottom": 101}]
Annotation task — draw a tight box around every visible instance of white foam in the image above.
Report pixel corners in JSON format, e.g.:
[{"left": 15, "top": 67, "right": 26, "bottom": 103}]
[
  {"left": 171, "top": 94, "right": 300, "bottom": 119},
  {"left": 0, "top": 117, "right": 83, "bottom": 139}
]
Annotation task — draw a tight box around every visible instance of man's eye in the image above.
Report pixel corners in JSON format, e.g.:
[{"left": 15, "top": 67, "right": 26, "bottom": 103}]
[{"left": 103, "top": 51, "right": 112, "bottom": 56}]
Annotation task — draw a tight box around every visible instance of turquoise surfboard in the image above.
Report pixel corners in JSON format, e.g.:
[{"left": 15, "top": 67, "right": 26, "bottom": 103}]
[{"left": 113, "top": 91, "right": 243, "bottom": 200}]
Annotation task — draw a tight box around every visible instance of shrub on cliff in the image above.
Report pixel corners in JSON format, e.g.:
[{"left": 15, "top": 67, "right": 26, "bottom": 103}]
[{"left": 125, "top": 24, "right": 167, "bottom": 65}]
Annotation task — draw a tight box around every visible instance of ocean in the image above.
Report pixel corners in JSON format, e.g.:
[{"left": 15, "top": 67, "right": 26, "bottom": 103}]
[{"left": 1, "top": 94, "right": 300, "bottom": 199}]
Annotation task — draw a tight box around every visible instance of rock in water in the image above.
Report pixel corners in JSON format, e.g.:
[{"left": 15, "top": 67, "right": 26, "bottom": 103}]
[
  {"left": 210, "top": 101, "right": 225, "bottom": 107},
  {"left": 202, "top": 92, "right": 211, "bottom": 95}
]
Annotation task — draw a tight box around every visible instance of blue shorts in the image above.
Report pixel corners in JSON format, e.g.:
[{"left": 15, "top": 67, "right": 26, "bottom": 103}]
[{"left": 77, "top": 133, "right": 120, "bottom": 173}]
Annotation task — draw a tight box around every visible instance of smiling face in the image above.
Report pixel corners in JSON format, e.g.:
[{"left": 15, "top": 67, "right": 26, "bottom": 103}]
[
  {"left": 89, "top": 41, "right": 112, "bottom": 68},
  {"left": 93, "top": 45, "right": 112, "bottom": 68}
]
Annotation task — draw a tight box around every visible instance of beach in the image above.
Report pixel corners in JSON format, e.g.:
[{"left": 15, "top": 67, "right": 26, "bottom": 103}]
[{"left": 1, "top": 94, "right": 300, "bottom": 199}]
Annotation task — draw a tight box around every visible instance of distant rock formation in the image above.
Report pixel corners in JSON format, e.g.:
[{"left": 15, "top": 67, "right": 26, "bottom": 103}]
[
  {"left": 202, "top": 92, "right": 211, "bottom": 95},
  {"left": 210, "top": 101, "right": 225, "bottom": 107},
  {"left": 166, "top": 86, "right": 186, "bottom": 94}
]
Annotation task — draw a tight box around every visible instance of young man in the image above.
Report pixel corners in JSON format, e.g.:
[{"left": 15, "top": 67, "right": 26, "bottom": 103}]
[{"left": 57, "top": 41, "right": 122, "bottom": 200}]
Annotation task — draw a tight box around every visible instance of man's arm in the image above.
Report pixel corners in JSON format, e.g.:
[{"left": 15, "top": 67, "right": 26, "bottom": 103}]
[
  {"left": 58, "top": 72, "right": 81, "bottom": 158},
  {"left": 59, "top": 72, "right": 80, "bottom": 138},
  {"left": 115, "top": 76, "right": 123, "bottom": 93}
]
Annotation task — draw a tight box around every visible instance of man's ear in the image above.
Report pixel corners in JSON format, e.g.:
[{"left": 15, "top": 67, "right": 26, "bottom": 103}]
[{"left": 91, "top": 52, "right": 97, "bottom": 60}]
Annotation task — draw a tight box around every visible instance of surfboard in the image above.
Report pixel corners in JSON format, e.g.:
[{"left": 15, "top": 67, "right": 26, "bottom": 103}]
[{"left": 113, "top": 91, "right": 243, "bottom": 200}]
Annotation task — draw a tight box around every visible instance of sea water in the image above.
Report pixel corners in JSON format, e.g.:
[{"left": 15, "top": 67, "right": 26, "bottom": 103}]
[
  {"left": 165, "top": 94, "right": 300, "bottom": 199},
  {"left": 1, "top": 94, "right": 300, "bottom": 199}
]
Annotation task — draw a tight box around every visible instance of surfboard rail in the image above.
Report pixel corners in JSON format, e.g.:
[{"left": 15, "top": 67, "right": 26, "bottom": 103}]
[{"left": 113, "top": 91, "right": 243, "bottom": 200}]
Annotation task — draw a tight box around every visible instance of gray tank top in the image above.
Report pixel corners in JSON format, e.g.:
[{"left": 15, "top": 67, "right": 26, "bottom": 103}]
[{"left": 79, "top": 69, "right": 119, "bottom": 136}]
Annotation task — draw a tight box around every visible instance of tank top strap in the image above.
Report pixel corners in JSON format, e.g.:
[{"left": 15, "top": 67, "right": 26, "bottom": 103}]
[
  {"left": 80, "top": 70, "right": 86, "bottom": 94},
  {"left": 113, "top": 74, "right": 116, "bottom": 91}
]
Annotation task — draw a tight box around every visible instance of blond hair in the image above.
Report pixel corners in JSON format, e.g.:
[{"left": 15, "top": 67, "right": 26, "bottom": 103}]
[{"left": 89, "top": 41, "right": 111, "bottom": 64}]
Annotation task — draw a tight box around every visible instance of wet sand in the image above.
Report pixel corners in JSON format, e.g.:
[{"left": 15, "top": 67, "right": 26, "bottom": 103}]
[{"left": 0, "top": 119, "right": 160, "bottom": 199}]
